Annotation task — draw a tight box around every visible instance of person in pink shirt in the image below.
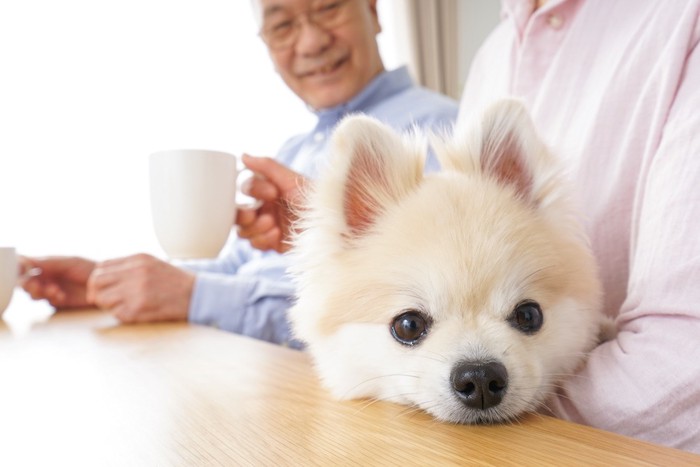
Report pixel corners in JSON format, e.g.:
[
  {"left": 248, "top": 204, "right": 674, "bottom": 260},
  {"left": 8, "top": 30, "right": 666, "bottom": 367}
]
[
  {"left": 236, "top": 0, "right": 700, "bottom": 453},
  {"left": 456, "top": 0, "right": 700, "bottom": 452}
]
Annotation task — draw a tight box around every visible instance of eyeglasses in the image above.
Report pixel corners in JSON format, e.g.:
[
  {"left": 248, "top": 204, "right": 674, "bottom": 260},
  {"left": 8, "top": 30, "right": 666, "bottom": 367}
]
[{"left": 259, "top": 0, "right": 354, "bottom": 50}]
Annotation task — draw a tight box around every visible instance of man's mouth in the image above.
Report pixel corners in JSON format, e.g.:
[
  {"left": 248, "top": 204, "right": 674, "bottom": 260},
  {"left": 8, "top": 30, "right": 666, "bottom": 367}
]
[{"left": 297, "top": 54, "right": 349, "bottom": 78}]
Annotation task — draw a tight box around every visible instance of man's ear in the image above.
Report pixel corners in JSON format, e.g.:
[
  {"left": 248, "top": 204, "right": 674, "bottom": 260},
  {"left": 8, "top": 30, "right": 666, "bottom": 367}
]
[
  {"left": 327, "top": 115, "right": 424, "bottom": 238},
  {"left": 367, "top": 0, "right": 382, "bottom": 35}
]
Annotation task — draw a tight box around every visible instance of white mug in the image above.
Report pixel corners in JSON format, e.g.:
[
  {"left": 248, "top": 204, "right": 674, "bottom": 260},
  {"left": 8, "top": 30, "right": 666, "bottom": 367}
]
[
  {"left": 149, "top": 149, "right": 258, "bottom": 259},
  {"left": 0, "top": 247, "right": 18, "bottom": 315}
]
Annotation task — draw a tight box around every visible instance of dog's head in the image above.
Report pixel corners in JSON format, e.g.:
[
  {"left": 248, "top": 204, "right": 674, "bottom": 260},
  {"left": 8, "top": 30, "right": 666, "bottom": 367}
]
[{"left": 290, "top": 99, "right": 603, "bottom": 423}]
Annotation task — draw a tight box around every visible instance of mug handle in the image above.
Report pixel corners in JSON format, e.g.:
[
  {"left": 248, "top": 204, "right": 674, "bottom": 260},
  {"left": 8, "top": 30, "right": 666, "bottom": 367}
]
[
  {"left": 17, "top": 257, "right": 42, "bottom": 285},
  {"left": 236, "top": 168, "right": 264, "bottom": 211}
]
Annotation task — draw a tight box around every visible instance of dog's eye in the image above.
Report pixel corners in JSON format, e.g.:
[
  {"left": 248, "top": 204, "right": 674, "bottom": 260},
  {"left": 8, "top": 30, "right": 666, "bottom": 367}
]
[
  {"left": 508, "top": 300, "right": 543, "bottom": 334},
  {"left": 391, "top": 311, "right": 429, "bottom": 346}
]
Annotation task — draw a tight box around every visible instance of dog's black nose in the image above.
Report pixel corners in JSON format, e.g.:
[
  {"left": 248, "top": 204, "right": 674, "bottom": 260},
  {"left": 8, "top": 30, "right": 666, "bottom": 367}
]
[{"left": 451, "top": 361, "right": 508, "bottom": 410}]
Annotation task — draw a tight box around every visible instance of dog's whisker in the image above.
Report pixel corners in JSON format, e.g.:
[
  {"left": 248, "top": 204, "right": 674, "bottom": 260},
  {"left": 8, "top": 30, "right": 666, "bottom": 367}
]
[
  {"left": 340, "top": 373, "right": 421, "bottom": 399},
  {"left": 351, "top": 393, "right": 430, "bottom": 418},
  {"left": 540, "top": 391, "right": 577, "bottom": 405},
  {"left": 398, "top": 352, "right": 448, "bottom": 364},
  {"left": 353, "top": 397, "right": 381, "bottom": 412},
  {"left": 501, "top": 343, "right": 515, "bottom": 357},
  {"left": 395, "top": 403, "right": 427, "bottom": 420},
  {"left": 545, "top": 373, "right": 597, "bottom": 384},
  {"left": 350, "top": 396, "right": 394, "bottom": 416}
]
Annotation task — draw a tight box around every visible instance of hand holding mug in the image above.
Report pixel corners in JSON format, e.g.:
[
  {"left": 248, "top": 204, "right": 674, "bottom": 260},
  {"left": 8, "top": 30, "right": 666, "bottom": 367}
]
[
  {"left": 235, "top": 154, "right": 309, "bottom": 253},
  {"left": 18, "top": 256, "right": 96, "bottom": 309}
]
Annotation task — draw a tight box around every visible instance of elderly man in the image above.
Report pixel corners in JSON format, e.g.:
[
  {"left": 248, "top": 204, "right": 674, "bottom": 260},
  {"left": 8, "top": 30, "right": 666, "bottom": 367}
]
[{"left": 21, "top": 0, "right": 458, "bottom": 347}]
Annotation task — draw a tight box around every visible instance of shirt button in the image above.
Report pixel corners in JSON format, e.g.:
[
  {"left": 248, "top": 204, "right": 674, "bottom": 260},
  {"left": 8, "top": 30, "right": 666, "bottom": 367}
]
[{"left": 548, "top": 14, "right": 563, "bottom": 29}]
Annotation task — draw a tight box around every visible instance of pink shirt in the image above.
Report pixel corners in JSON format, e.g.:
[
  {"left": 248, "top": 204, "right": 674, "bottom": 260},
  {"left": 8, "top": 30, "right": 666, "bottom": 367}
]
[{"left": 458, "top": 0, "right": 700, "bottom": 452}]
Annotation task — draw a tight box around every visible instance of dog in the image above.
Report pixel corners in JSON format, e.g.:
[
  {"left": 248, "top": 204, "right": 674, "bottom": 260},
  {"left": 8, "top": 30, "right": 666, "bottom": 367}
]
[{"left": 289, "top": 99, "right": 608, "bottom": 424}]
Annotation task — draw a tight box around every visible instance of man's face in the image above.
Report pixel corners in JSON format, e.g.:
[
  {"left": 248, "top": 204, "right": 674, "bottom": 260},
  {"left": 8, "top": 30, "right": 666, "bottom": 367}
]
[{"left": 258, "top": 0, "right": 385, "bottom": 110}]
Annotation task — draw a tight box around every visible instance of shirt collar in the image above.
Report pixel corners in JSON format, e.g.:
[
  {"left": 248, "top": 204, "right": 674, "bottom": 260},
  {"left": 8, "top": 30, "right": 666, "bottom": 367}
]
[
  {"left": 312, "top": 66, "right": 414, "bottom": 124},
  {"left": 501, "top": 0, "right": 572, "bottom": 34}
]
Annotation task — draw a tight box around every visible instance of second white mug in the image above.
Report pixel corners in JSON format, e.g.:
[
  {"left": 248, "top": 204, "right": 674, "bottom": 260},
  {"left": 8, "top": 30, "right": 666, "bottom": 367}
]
[{"left": 0, "top": 247, "right": 18, "bottom": 315}]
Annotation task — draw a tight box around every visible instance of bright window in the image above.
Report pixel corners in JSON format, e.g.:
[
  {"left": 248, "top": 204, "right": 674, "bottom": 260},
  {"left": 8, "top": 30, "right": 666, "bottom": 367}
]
[{"left": 0, "top": 0, "right": 401, "bottom": 260}]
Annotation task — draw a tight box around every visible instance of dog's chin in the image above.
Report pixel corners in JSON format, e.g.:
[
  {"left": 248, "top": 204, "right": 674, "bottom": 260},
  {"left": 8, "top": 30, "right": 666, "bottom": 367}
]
[
  {"left": 431, "top": 405, "right": 521, "bottom": 425},
  {"left": 422, "top": 391, "right": 543, "bottom": 425}
]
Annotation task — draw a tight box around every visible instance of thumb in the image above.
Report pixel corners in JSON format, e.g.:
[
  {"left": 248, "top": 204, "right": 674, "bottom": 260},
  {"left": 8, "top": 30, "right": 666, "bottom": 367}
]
[{"left": 242, "top": 154, "right": 301, "bottom": 195}]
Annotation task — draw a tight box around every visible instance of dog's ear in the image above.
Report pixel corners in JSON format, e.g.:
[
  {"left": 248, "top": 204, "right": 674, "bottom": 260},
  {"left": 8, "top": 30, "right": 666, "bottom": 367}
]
[
  {"left": 447, "top": 99, "right": 555, "bottom": 205},
  {"left": 478, "top": 99, "right": 544, "bottom": 202},
  {"left": 328, "top": 115, "right": 425, "bottom": 237}
]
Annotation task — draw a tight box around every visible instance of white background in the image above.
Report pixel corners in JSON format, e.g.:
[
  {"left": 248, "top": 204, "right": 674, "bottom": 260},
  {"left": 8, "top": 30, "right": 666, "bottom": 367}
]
[{"left": 0, "top": 0, "right": 402, "bottom": 260}]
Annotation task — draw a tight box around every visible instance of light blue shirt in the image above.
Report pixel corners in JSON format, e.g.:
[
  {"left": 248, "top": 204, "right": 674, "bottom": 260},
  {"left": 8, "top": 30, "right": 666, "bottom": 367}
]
[{"left": 183, "top": 67, "right": 458, "bottom": 347}]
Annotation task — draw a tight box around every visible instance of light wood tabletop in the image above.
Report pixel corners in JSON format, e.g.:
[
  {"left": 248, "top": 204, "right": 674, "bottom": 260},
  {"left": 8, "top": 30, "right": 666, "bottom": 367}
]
[{"left": 1, "top": 299, "right": 698, "bottom": 466}]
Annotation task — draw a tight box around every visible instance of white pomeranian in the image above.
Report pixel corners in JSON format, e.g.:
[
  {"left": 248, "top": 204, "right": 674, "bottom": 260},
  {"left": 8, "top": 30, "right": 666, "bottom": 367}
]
[{"left": 289, "top": 99, "right": 609, "bottom": 424}]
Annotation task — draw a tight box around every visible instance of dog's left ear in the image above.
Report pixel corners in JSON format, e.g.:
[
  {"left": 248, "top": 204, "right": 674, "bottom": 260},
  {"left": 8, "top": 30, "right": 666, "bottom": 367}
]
[
  {"left": 329, "top": 115, "right": 425, "bottom": 238},
  {"left": 446, "top": 99, "right": 555, "bottom": 205}
]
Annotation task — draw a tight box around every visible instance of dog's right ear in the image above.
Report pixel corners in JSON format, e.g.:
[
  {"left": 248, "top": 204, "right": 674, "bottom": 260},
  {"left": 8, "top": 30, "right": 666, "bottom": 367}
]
[{"left": 325, "top": 115, "right": 425, "bottom": 239}]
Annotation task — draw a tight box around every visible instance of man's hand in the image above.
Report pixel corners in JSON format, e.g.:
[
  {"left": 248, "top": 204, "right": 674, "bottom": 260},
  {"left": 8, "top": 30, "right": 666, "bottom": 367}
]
[
  {"left": 20, "top": 256, "right": 96, "bottom": 309},
  {"left": 236, "top": 154, "right": 309, "bottom": 253},
  {"left": 86, "top": 254, "right": 195, "bottom": 323}
]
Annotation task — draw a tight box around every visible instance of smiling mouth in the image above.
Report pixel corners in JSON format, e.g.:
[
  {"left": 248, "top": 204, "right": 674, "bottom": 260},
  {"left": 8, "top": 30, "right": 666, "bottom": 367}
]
[{"left": 299, "top": 55, "right": 348, "bottom": 78}]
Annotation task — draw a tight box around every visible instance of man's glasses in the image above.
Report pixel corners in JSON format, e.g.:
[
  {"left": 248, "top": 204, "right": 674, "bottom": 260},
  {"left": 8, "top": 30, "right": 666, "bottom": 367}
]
[{"left": 259, "top": 0, "right": 354, "bottom": 50}]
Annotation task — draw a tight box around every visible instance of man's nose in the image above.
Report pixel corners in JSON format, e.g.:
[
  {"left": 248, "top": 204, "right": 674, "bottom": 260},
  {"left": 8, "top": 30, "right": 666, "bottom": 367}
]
[{"left": 294, "top": 20, "right": 332, "bottom": 56}]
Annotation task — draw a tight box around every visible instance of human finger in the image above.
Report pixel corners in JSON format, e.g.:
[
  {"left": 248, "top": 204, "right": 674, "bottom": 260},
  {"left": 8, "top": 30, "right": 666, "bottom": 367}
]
[
  {"left": 241, "top": 154, "right": 302, "bottom": 195},
  {"left": 22, "top": 278, "right": 47, "bottom": 300},
  {"left": 94, "top": 255, "right": 133, "bottom": 270},
  {"left": 237, "top": 213, "right": 276, "bottom": 239},
  {"left": 235, "top": 207, "right": 260, "bottom": 228},
  {"left": 86, "top": 266, "right": 126, "bottom": 303},
  {"left": 110, "top": 303, "right": 138, "bottom": 324},
  {"left": 248, "top": 227, "right": 284, "bottom": 252},
  {"left": 20, "top": 276, "right": 61, "bottom": 303},
  {"left": 243, "top": 176, "right": 281, "bottom": 202},
  {"left": 42, "top": 283, "right": 67, "bottom": 305},
  {"left": 90, "top": 283, "right": 125, "bottom": 310},
  {"left": 113, "top": 305, "right": 166, "bottom": 324}
]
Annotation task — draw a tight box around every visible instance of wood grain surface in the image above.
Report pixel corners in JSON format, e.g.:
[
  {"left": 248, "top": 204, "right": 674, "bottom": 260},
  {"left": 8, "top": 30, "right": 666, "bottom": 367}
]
[{"left": 1, "top": 307, "right": 697, "bottom": 466}]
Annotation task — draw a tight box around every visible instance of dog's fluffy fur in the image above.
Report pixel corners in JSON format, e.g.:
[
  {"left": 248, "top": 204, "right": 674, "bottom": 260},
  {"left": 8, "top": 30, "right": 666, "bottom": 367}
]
[{"left": 289, "top": 100, "right": 606, "bottom": 423}]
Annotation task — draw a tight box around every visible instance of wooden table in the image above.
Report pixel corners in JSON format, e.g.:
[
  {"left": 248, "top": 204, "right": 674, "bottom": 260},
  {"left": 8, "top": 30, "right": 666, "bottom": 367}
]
[{"left": 1, "top": 299, "right": 698, "bottom": 466}]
